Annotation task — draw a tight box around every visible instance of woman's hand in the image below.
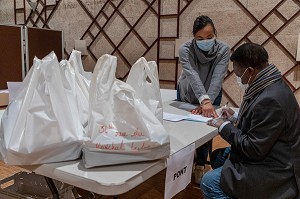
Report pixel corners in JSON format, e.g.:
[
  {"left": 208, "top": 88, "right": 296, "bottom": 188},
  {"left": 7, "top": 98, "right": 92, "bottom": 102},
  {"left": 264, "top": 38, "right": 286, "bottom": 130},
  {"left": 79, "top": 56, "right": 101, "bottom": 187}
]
[
  {"left": 201, "top": 100, "right": 218, "bottom": 118},
  {"left": 191, "top": 105, "right": 202, "bottom": 115}
]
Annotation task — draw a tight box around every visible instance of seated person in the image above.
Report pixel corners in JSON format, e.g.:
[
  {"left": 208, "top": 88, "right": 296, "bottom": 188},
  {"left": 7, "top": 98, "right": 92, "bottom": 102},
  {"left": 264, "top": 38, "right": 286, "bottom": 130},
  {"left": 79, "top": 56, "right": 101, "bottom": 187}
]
[{"left": 203, "top": 43, "right": 300, "bottom": 199}]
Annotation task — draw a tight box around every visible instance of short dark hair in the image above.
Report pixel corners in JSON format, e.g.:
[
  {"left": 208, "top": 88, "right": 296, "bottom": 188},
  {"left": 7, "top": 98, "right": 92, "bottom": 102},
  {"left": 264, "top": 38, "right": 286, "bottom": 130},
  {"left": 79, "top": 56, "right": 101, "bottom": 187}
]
[
  {"left": 193, "top": 15, "right": 216, "bottom": 36},
  {"left": 230, "top": 43, "right": 269, "bottom": 69}
]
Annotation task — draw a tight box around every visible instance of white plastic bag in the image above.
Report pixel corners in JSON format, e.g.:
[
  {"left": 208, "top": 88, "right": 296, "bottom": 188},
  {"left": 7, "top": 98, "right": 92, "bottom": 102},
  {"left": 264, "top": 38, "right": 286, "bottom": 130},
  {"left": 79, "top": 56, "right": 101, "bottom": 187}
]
[
  {"left": 0, "top": 52, "right": 85, "bottom": 165},
  {"left": 60, "top": 50, "right": 90, "bottom": 127},
  {"left": 69, "top": 50, "right": 92, "bottom": 86},
  {"left": 126, "top": 57, "right": 163, "bottom": 122},
  {"left": 83, "top": 54, "right": 170, "bottom": 168}
]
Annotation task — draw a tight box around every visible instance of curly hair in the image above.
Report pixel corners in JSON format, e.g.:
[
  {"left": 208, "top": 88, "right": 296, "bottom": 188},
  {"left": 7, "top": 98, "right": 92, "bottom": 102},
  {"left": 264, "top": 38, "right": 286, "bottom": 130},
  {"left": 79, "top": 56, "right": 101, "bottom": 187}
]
[{"left": 230, "top": 43, "right": 269, "bottom": 69}]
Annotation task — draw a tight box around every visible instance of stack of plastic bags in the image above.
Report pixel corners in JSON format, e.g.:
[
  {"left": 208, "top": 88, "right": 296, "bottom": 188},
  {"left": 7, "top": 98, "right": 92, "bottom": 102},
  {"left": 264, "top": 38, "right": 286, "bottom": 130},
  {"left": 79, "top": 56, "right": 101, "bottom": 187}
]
[
  {"left": 83, "top": 54, "right": 169, "bottom": 167},
  {"left": 0, "top": 51, "right": 89, "bottom": 165},
  {"left": 0, "top": 51, "right": 170, "bottom": 168}
]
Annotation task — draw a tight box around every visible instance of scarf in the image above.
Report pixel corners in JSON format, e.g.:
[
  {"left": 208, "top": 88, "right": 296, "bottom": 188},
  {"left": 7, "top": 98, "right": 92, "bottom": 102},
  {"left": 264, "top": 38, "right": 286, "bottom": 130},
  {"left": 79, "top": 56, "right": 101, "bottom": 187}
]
[
  {"left": 191, "top": 39, "right": 218, "bottom": 64},
  {"left": 237, "top": 64, "right": 281, "bottom": 125},
  {"left": 186, "top": 39, "right": 220, "bottom": 92}
]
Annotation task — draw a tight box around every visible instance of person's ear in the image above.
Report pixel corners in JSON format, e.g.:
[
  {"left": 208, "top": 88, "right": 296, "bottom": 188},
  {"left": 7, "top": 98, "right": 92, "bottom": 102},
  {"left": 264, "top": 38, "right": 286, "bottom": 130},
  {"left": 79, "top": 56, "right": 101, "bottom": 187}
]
[
  {"left": 248, "top": 67, "right": 255, "bottom": 75},
  {"left": 247, "top": 67, "right": 257, "bottom": 84}
]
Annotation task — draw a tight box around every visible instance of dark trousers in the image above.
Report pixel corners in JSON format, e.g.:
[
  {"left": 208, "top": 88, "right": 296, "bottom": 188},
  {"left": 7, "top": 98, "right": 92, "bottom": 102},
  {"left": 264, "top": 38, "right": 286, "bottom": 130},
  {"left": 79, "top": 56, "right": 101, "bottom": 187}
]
[{"left": 177, "top": 88, "right": 222, "bottom": 166}]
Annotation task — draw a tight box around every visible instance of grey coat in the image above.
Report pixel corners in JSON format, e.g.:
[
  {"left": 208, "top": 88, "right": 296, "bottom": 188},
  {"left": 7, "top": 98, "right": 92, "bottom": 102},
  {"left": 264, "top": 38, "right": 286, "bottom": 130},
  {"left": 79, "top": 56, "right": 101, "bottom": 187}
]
[
  {"left": 178, "top": 39, "right": 230, "bottom": 104},
  {"left": 220, "top": 79, "right": 300, "bottom": 199}
]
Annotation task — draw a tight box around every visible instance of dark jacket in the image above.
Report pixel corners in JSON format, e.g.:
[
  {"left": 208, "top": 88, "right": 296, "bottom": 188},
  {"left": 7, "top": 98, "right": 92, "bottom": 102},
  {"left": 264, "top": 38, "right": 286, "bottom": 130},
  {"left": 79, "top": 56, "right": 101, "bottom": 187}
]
[{"left": 220, "top": 79, "right": 300, "bottom": 199}]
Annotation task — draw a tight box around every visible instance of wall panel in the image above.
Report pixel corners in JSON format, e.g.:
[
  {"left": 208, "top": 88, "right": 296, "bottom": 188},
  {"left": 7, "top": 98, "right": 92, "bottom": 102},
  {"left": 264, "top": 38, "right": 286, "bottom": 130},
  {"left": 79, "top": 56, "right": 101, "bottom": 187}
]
[{"left": 8, "top": 0, "right": 300, "bottom": 105}]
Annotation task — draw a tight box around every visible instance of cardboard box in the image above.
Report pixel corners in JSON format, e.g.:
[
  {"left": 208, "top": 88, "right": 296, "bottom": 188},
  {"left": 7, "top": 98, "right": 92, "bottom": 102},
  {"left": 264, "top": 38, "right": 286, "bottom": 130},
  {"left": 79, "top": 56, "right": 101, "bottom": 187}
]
[{"left": 0, "top": 93, "right": 9, "bottom": 107}]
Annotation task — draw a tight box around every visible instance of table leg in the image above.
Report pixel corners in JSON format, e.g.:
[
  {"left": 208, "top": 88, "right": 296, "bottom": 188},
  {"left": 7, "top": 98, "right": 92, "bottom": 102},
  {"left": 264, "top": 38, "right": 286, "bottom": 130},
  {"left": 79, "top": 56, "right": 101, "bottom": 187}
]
[
  {"left": 72, "top": 187, "right": 80, "bottom": 198},
  {"left": 44, "top": 176, "right": 59, "bottom": 199}
]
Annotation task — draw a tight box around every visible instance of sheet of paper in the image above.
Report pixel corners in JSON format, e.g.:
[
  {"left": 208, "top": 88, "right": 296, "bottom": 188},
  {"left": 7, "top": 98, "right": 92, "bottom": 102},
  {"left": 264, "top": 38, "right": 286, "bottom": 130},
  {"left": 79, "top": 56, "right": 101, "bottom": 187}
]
[
  {"left": 163, "top": 112, "right": 186, "bottom": 122},
  {"left": 165, "top": 143, "right": 195, "bottom": 199},
  {"left": 163, "top": 112, "right": 212, "bottom": 123},
  {"left": 185, "top": 114, "right": 212, "bottom": 123}
]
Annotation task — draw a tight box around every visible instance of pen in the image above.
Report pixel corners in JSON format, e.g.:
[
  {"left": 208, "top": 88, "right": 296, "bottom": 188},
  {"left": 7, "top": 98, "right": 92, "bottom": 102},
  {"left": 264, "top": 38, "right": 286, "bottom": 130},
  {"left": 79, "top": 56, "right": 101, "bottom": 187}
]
[
  {"left": 224, "top": 101, "right": 228, "bottom": 108},
  {"left": 218, "top": 102, "right": 228, "bottom": 118}
]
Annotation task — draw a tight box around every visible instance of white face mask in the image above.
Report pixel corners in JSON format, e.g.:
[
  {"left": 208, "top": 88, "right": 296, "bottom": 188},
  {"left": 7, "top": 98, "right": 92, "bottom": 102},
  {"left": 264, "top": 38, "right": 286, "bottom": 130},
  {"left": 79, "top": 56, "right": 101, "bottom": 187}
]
[
  {"left": 236, "top": 68, "right": 250, "bottom": 90},
  {"left": 196, "top": 38, "right": 215, "bottom": 51},
  {"left": 236, "top": 76, "right": 249, "bottom": 90}
]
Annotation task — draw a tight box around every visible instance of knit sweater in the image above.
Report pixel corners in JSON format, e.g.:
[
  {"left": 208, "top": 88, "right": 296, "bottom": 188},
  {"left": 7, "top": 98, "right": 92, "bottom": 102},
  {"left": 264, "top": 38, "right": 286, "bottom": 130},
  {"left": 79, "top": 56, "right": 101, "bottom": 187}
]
[{"left": 178, "top": 39, "right": 230, "bottom": 104}]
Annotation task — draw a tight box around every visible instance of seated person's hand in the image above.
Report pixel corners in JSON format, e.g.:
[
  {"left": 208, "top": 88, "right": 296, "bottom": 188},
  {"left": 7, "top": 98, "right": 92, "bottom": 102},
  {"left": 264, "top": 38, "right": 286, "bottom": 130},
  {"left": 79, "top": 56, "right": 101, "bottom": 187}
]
[
  {"left": 199, "top": 100, "right": 218, "bottom": 118},
  {"left": 221, "top": 107, "right": 235, "bottom": 119},
  {"left": 207, "top": 118, "right": 228, "bottom": 128}
]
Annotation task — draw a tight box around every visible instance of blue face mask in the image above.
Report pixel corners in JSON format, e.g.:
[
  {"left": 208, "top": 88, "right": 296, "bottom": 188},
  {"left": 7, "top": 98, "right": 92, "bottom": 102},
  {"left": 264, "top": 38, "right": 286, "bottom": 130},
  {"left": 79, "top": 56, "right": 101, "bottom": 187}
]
[{"left": 196, "top": 38, "right": 215, "bottom": 52}]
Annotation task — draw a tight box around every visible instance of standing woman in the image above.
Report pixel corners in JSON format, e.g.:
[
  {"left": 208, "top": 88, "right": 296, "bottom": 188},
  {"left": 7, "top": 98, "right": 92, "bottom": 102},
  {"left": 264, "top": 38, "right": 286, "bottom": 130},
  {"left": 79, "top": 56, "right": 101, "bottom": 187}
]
[{"left": 177, "top": 15, "right": 230, "bottom": 183}]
